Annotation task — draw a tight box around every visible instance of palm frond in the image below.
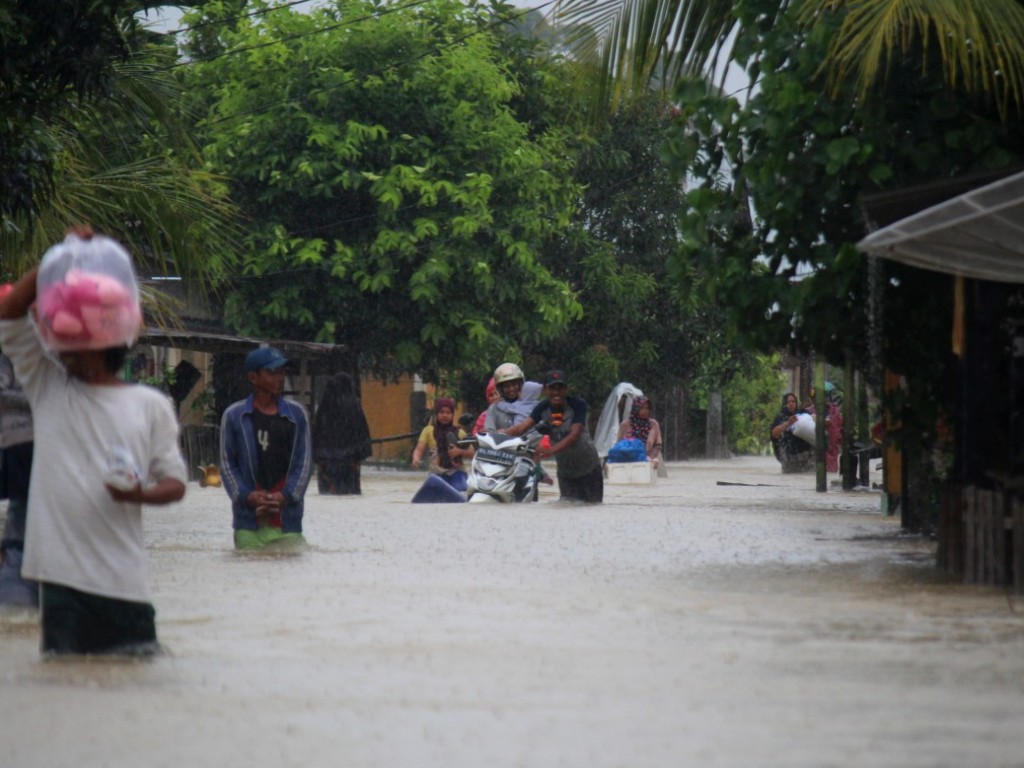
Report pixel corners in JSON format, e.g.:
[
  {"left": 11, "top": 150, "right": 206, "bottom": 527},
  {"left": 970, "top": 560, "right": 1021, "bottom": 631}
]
[
  {"left": 0, "top": 43, "right": 240, "bottom": 320},
  {"left": 551, "top": 0, "right": 742, "bottom": 112},
  {"left": 800, "top": 0, "right": 1024, "bottom": 115}
]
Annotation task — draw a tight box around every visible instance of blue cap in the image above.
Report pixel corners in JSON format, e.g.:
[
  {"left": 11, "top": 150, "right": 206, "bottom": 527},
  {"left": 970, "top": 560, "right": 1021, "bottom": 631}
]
[{"left": 245, "top": 347, "right": 289, "bottom": 373}]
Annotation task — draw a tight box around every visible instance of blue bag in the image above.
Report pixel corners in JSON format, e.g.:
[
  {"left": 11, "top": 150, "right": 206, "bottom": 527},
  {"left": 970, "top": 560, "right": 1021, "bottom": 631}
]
[{"left": 607, "top": 438, "right": 647, "bottom": 463}]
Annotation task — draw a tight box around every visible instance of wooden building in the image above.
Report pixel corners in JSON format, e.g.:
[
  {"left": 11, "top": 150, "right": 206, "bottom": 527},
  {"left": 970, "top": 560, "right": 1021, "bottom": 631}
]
[{"left": 859, "top": 168, "right": 1024, "bottom": 592}]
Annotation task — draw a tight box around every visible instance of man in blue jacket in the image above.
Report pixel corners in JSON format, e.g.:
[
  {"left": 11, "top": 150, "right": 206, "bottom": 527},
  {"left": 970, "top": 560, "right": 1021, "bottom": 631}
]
[{"left": 220, "top": 347, "right": 312, "bottom": 550}]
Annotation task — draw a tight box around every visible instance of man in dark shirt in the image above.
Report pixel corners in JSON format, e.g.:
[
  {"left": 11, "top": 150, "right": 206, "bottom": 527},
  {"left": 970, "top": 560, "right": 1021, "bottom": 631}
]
[
  {"left": 503, "top": 370, "right": 603, "bottom": 504},
  {"left": 220, "top": 347, "right": 312, "bottom": 550}
]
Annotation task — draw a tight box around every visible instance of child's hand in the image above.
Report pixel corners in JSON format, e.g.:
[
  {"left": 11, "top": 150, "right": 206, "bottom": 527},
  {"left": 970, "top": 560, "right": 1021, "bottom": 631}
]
[{"left": 106, "top": 482, "right": 143, "bottom": 503}]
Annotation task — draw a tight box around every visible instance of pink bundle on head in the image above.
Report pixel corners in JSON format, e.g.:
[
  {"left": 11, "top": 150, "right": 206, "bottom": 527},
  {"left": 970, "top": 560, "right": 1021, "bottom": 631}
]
[{"left": 34, "top": 233, "right": 142, "bottom": 352}]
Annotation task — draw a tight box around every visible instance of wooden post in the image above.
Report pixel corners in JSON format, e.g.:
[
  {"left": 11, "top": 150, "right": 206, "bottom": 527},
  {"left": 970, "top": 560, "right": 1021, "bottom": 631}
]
[
  {"left": 936, "top": 483, "right": 950, "bottom": 572},
  {"left": 841, "top": 356, "right": 856, "bottom": 490},
  {"left": 993, "top": 491, "right": 1006, "bottom": 586},
  {"left": 706, "top": 392, "right": 726, "bottom": 459},
  {"left": 1011, "top": 499, "right": 1019, "bottom": 593},
  {"left": 964, "top": 487, "right": 976, "bottom": 584},
  {"left": 857, "top": 370, "right": 871, "bottom": 487},
  {"left": 982, "top": 490, "right": 995, "bottom": 585}
]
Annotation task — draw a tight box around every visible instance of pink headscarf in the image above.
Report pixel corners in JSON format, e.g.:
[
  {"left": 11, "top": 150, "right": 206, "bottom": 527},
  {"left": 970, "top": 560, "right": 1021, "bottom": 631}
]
[{"left": 474, "top": 379, "right": 497, "bottom": 435}]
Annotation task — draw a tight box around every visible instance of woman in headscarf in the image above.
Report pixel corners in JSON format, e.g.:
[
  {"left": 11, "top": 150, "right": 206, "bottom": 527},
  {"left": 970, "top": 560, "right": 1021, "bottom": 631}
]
[
  {"left": 411, "top": 397, "right": 471, "bottom": 491},
  {"left": 801, "top": 385, "right": 843, "bottom": 473},
  {"left": 616, "top": 396, "right": 663, "bottom": 468},
  {"left": 312, "top": 372, "right": 372, "bottom": 494},
  {"left": 769, "top": 392, "right": 814, "bottom": 473}
]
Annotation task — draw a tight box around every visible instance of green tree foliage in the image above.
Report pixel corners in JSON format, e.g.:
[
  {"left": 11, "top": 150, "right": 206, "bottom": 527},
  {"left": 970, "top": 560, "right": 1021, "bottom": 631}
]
[
  {"left": 551, "top": 0, "right": 739, "bottom": 113},
  {"left": 551, "top": 0, "right": 1024, "bottom": 120},
  {"left": 0, "top": 2, "right": 237, "bottom": 301},
  {"left": 720, "top": 353, "right": 786, "bottom": 455},
  {"left": 183, "top": 0, "right": 583, "bottom": 380},
  {"left": 1, "top": 48, "right": 239, "bottom": 287},
  {"left": 798, "top": 0, "right": 1024, "bottom": 119},
  {"left": 523, "top": 94, "right": 684, "bottom": 399},
  {"left": 519, "top": 91, "right": 754, "bottom": 410},
  {"left": 0, "top": 0, "right": 141, "bottom": 217},
  {"left": 667, "top": 0, "right": 1024, "bottom": 453},
  {"left": 666, "top": 1, "right": 1023, "bottom": 367}
]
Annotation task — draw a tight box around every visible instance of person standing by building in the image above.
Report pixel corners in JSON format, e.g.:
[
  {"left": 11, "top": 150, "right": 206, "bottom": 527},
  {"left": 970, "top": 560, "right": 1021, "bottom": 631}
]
[
  {"left": 312, "top": 372, "right": 372, "bottom": 495},
  {"left": 221, "top": 347, "right": 312, "bottom": 550},
  {"left": 0, "top": 228, "right": 187, "bottom": 655},
  {"left": 503, "top": 370, "right": 603, "bottom": 504}
]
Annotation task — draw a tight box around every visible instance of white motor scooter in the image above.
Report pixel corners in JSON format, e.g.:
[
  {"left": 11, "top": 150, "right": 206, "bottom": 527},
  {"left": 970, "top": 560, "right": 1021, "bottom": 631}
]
[{"left": 464, "top": 429, "right": 546, "bottom": 503}]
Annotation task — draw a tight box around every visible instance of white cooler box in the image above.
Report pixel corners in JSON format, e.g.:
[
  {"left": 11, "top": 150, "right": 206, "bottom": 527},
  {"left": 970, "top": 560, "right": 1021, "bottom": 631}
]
[{"left": 606, "top": 461, "right": 655, "bottom": 484}]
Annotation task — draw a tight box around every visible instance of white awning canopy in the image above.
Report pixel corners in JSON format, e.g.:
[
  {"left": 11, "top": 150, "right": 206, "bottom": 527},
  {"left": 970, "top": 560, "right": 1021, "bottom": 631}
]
[{"left": 857, "top": 170, "right": 1024, "bottom": 284}]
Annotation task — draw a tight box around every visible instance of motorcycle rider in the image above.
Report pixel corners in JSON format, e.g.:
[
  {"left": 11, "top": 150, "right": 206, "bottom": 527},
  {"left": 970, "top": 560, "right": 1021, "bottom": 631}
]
[{"left": 483, "top": 363, "right": 540, "bottom": 432}]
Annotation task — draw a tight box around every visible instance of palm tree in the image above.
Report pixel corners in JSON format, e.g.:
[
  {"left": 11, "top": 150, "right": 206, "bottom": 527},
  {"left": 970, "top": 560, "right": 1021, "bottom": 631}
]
[
  {"left": 550, "top": 0, "right": 739, "bottom": 112},
  {"left": 0, "top": 47, "right": 239, "bottom": 320},
  {"left": 551, "top": 0, "right": 1024, "bottom": 117},
  {"left": 1, "top": 2, "right": 236, "bottom": 307}
]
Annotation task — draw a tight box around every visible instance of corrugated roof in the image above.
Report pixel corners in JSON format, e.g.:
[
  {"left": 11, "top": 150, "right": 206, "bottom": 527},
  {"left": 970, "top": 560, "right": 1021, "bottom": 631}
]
[
  {"left": 138, "top": 327, "right": 343, "bottom": 360},
  {"left": 857, "top": 170, "right": 1024, "bottom": 284}
]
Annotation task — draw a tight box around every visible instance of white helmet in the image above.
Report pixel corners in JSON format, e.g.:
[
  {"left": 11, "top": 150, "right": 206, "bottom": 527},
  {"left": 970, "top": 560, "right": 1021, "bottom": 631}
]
[{"left": 493, "top": 362, "right": 524, "bottom": 385}]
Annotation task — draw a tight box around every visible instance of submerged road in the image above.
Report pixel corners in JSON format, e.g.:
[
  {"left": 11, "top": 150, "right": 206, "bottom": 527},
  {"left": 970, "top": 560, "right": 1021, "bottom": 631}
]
[{"left": 2, "top": 456, "right": 1023, "bottom": 767}]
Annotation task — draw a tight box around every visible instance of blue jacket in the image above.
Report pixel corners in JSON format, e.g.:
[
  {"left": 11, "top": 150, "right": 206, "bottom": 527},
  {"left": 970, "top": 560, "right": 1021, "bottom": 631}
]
[{"left": 220, "top": 395, "right": 312, "bottom": 533}]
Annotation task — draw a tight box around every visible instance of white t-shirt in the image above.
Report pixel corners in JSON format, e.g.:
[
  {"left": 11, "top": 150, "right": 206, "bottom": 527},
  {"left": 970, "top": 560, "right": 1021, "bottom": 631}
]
[{"left": 0, "top": 316, "right": 187, "bottom": 602}]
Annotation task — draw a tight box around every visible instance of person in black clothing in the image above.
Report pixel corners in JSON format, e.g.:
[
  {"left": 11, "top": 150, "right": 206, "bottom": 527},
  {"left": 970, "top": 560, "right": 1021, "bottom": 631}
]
[{"left": 312, "top": 372, "right": 372, "bottom": 495}]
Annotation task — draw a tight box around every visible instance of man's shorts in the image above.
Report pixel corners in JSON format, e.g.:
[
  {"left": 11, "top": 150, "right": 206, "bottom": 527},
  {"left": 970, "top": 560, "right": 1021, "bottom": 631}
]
[
  {"left": 234, "top": 527, "right": 306, "bottom": 551},
  {"left": 40, "top": 582, "right": 158, "bottom": 656}
]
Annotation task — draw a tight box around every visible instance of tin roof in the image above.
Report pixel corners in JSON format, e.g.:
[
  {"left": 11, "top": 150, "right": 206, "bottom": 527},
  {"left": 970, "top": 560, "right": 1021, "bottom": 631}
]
[
  {"left": 137, "top": 327, "right": 346, "bottom": 376},
  {"left": 858, "top": 169, "right": 1024, "bottom": 284}
]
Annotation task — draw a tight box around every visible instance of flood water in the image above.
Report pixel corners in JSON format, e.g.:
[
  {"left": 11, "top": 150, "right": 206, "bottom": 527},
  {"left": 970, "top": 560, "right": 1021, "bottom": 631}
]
[{"left": 2, "top": 456, "right": 1023, "bottom": 767}]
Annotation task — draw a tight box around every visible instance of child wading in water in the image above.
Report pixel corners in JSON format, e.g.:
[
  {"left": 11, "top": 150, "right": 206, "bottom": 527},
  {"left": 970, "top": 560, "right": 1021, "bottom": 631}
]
[{"left": 0, "top": 227, "right": 187, "bottom": 656}]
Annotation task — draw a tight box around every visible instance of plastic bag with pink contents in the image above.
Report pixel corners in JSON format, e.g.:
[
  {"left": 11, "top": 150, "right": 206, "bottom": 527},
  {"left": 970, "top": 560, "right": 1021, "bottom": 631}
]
[{"left": 34, "top": 233, "right": 142, "bottom": 352}]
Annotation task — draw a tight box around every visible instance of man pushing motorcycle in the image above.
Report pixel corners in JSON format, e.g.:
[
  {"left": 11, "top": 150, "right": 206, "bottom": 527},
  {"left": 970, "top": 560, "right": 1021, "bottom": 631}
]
[{"left": 501, "top": 370, "right": 603, "bottom": 504}]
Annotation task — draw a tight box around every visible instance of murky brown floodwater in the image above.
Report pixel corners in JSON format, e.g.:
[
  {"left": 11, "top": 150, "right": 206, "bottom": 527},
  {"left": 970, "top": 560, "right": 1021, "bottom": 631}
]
[{"left": 2, "top": 455, "right": 1023, "bottom": 768}]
